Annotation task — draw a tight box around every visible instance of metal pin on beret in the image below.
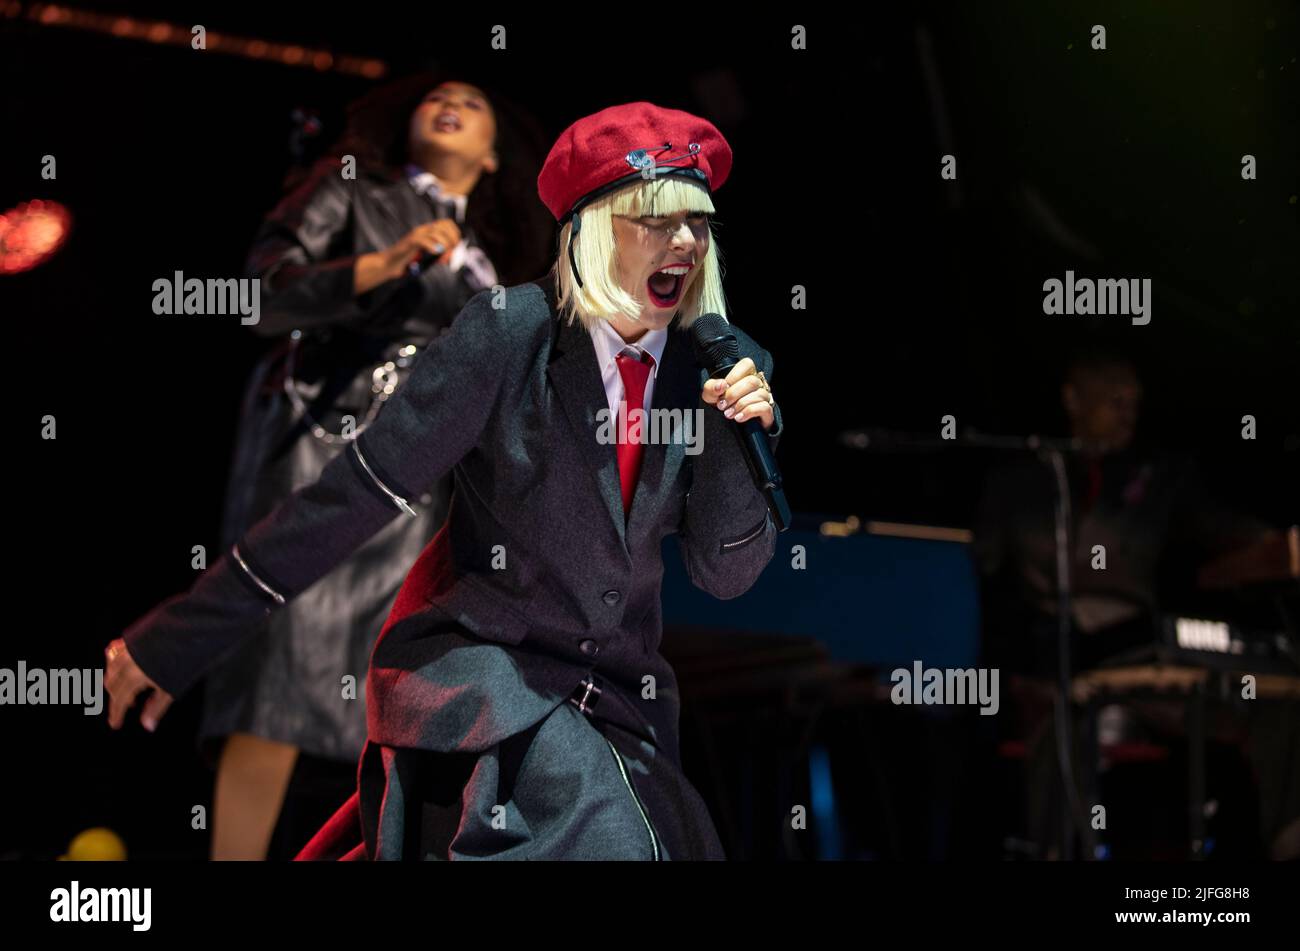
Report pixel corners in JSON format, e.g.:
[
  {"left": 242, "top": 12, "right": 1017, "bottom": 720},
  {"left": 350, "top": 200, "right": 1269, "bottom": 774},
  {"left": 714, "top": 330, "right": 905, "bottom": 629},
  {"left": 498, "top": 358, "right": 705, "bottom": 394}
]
[{"left": 537, "top": 102, "right": 733, "bottom": 287}]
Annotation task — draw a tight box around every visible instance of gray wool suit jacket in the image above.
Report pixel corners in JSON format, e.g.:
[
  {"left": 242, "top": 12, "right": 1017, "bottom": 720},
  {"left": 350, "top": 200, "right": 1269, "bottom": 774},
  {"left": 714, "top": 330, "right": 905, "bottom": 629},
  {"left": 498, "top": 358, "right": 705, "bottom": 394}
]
[{"left": 123, "top": 275, "right": 783, "bottom": 773}]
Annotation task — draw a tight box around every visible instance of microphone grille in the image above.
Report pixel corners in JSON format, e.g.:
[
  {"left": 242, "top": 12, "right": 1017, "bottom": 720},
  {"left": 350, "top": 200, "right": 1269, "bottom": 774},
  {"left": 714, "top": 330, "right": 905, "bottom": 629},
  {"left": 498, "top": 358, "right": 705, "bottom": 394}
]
[{"left": 689, "top": 313, "right": 739, "bottom": 369}]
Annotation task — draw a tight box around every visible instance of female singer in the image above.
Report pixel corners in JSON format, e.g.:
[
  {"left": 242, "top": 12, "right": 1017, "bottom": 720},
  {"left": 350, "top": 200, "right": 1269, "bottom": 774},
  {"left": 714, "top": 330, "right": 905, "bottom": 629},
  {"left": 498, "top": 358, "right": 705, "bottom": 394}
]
[{"left": 107, "top": 102, "right": 784, "bottom": 860}]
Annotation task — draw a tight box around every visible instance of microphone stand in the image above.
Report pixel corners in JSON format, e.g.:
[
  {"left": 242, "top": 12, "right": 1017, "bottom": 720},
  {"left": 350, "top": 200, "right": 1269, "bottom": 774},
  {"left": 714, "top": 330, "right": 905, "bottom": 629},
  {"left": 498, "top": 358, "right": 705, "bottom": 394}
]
[{"left": 841, "top": 426, "right": 1100, "bottom": 861}]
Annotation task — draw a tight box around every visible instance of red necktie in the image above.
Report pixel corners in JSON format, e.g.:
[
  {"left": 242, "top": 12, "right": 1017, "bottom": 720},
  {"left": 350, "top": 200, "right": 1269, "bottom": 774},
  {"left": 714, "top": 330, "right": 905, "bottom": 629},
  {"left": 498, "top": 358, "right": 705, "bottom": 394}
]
[{"left": 615, "top": 350, "right": 655, "bottom": 514}]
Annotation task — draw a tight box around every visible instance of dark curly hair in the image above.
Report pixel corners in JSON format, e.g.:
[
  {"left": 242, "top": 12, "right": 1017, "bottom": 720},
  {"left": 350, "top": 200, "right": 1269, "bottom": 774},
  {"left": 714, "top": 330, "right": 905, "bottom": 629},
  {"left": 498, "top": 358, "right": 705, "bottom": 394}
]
[{"left": 329, "top": 71, "right": 555, "bottom": 286}]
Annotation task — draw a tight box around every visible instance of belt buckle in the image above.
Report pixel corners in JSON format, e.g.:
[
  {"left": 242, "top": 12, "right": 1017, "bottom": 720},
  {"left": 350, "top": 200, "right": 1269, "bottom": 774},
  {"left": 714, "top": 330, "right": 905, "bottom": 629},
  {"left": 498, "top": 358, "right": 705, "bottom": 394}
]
[{"left": 570, "top": 677, "right": 602, "bottom": 715}]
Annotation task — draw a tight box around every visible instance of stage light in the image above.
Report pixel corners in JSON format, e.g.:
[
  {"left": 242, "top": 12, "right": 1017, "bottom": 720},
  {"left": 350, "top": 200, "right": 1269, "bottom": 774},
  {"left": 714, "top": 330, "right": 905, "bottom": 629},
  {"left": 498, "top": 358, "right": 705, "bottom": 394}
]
[
  {"left": 0, "top": 199, "right": 72, "bottom": 275},
  {"left": 1174, "top": 617, "right": 1232, "bottom": 653},
  {"left": 21, "top": 4, "right": 387, "bottom": 77}
]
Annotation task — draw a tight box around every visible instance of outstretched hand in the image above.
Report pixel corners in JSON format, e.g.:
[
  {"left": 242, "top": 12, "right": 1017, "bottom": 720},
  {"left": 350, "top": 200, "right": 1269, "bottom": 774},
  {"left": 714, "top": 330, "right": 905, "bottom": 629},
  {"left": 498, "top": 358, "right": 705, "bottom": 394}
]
[{"left": 104, "top": 638, "right": 173, "bottom": 732}]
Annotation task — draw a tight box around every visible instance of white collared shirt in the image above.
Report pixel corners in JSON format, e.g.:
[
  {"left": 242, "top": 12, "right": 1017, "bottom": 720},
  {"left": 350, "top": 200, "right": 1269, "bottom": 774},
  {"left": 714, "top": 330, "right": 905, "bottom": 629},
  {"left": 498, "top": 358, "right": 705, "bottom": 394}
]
[
  {"left": 405, "top": 164, "right": 469, "bottom": 222},
  {"left": 588, "top": 318, "right": 668, "bottom": 423}
]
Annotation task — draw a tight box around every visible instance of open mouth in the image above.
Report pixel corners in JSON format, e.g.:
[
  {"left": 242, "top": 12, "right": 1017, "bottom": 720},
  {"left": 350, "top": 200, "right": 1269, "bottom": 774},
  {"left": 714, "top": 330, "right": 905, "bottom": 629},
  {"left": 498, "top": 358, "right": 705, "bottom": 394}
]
[
  {"left": 646, "top": 263, "right": 692, "bottom": 308},
  {"left": 433, "top": 112, "right": 462, "bottom": 133}
]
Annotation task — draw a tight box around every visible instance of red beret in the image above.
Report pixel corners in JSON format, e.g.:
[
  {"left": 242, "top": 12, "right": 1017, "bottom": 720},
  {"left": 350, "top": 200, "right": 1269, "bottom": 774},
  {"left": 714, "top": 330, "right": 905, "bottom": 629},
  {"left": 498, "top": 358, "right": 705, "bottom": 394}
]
[{"left": 537, "top": 101, "right": 733, "bottom": 222}]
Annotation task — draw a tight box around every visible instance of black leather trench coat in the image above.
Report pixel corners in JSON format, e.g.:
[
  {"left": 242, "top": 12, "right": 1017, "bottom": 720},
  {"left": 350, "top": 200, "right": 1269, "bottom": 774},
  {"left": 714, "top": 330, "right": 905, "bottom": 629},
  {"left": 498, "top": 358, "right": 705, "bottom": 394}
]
[{"left": 199, "top": 156, "right": 493, "bottom": 763}]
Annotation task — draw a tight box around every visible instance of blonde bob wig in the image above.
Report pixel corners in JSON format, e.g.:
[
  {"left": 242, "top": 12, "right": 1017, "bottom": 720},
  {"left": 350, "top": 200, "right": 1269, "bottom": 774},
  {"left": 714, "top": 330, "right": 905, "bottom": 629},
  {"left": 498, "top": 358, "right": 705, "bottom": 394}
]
[{"left": 554, "top": 175, "right": 726, "bottom": 332}]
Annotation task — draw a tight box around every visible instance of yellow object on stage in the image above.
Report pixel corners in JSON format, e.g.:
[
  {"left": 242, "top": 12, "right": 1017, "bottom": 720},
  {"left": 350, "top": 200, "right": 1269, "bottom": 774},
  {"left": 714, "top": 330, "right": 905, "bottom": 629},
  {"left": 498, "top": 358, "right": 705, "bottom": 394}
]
[{"left": 58, "top": 828, "right": 127, "bottom": 861}]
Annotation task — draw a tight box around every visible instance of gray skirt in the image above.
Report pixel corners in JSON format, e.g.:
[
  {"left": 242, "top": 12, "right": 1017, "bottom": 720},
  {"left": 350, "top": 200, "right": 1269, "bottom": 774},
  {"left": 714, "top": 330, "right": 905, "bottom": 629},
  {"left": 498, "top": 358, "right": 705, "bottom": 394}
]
[{"left": 297, "top": 696, "right": 726, "bottom": 860}]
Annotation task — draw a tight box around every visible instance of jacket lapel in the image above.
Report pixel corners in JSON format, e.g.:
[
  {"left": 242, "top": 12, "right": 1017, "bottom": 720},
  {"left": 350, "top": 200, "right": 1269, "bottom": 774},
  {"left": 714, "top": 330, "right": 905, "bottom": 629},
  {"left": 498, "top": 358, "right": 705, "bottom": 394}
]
[
  {"left": 360, "top": 173, "right": 423, "bottom": 240},
  {"left": 625, "top": 326, "right": 696, "bottom": 543},
  {"left": 546, "top": 313, "right": 631, "bottom": 555},
  {"left": 545, "top": 309, "right": 703, "bottom": 556}
]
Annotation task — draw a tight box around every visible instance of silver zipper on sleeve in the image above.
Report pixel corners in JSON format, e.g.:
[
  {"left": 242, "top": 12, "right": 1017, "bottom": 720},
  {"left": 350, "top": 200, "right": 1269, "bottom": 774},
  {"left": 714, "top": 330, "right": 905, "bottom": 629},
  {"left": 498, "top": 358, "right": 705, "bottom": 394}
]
[
  {"left": 720, "top": 517, "right": 767, "bottom": 551},
  {"left": 231, "top": 544, "right": 286, "bottom": 605},
  {"left": 604, "top": 737, "right": 661, "bottom": 861},
  {"left": 351, "top": 441, "right": 417, "bottom": 517}
]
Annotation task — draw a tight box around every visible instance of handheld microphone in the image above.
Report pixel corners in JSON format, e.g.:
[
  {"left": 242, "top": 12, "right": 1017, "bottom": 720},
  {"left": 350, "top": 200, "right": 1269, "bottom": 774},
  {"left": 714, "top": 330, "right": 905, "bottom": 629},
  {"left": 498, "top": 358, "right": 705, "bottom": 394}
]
[
  {"left": 689, "top": 313, "right": 791, "bottom": 532},
  {"left": 406, "top": 244, "right": 446, "bottom": 278}
]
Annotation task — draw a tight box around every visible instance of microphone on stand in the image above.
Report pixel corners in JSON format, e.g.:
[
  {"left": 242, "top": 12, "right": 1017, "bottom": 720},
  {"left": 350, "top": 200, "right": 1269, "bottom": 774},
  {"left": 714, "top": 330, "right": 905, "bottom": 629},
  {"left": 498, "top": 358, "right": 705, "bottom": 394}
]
[{"left": 689, "top": 313, "right": 791, "bottom": 532}]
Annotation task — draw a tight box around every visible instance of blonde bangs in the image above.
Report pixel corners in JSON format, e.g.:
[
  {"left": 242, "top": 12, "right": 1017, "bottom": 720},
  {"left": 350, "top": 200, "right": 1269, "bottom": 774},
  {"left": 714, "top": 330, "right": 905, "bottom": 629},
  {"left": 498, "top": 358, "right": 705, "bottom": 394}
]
[
  {"left": 606, "top": 175, "right": 716, "bottom": 217},
  {"left": 555, "top": 175, "right": 727, "bottom": 332}
]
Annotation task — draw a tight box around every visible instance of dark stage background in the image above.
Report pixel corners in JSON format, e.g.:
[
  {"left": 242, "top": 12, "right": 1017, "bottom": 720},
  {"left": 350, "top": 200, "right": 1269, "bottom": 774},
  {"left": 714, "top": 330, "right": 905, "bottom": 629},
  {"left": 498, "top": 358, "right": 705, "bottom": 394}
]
[{"left": 2, "top": 2, "right": 1296, "bottom": 860}]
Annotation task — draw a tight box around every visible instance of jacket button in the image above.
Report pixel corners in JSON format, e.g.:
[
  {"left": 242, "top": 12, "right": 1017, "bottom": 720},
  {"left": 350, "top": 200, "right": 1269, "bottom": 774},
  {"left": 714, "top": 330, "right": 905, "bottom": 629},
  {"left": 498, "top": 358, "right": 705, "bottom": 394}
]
[
  {"left": 602, "top": 589, "right": 621, "bottom": 605},
  {"left": 579, "top": 639, "right": 600, "bottom": 657}
]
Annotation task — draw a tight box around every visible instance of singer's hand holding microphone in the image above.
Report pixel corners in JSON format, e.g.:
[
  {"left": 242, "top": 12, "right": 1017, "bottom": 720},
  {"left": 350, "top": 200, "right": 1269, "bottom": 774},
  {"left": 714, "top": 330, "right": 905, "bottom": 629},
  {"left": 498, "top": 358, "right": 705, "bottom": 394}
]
[
  {"left": 690, "top": 313, "right": 790, "bottom": 531},
  {"left": 353, "top": 219, "right": 461, "bottom": 293},
  {"left": 386, "top": 218, "right": 461, "bottom": 276},
  {"left": 700, "top": 356, "right": 774, "bottom": 430}
]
